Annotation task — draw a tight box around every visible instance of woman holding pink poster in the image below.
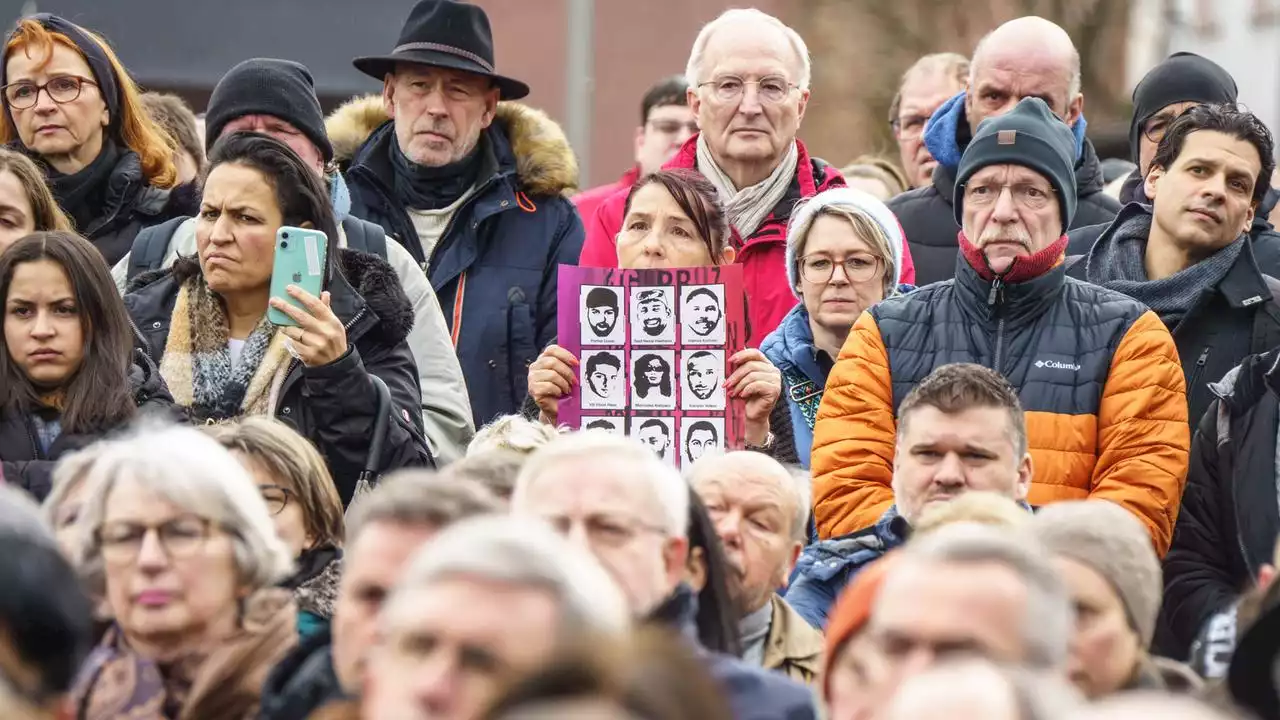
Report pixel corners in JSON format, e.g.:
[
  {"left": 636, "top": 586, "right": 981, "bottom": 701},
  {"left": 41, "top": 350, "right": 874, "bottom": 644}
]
[{"left": 525, "top": 170, "right": 795, "bottom": 465}]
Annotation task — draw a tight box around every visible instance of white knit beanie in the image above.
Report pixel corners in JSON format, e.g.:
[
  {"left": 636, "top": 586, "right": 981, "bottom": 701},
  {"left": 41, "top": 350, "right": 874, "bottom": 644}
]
[{"left": 784, "top": 187, "right": 907, "bottom": 299}]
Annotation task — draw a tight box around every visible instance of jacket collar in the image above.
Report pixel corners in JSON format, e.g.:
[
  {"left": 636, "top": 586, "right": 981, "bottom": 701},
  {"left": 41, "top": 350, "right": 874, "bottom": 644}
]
[
  {"left": 763, "top": 305, "right": 828, "bottom": 387},
  {"left": 762, "top": 594, "right": 824, "bottom": 676},
  {"left": 1089, "top": 202, "right": 1272, "bottom": 311},
  {"left": 954, "top": 238, "right": 1069, "bottom": 324}
]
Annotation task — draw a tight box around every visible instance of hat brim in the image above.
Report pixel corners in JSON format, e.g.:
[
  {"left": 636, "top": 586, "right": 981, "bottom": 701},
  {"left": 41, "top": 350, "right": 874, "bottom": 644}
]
[{"left": 353, "top": 50, "right": 529, "bottom": 100}]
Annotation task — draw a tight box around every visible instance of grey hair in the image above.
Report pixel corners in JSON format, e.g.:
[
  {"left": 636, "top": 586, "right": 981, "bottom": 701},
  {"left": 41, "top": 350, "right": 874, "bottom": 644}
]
[
  {"left": 0, "top": 483, "right": 54, "bottom": 547},
  {"left": 345, "top": 469, "right": 503, "bottom": 547},
  {"left": 514, "top": 431, "right": 689, "bottom": 538},
  {"left": 381, "top": 515, "right": 630, "bottom": 638},
  {"left": 74, "top": 423, "right": 294, "bottom": 596},
  {"left": 685, "top": 8, "right": 811, "bottom": 90},
  {"left": 685, "top": 451, "right": 810, "bottom": 543},
  {"left": 900, "top": 524, "right": 1072, "bottom": 670},
  {"left": 41, "top": 441, "right": 113, "bottom": 530},
  {"left": 468, "top": 414, "right": 564, "bottom": 456}
]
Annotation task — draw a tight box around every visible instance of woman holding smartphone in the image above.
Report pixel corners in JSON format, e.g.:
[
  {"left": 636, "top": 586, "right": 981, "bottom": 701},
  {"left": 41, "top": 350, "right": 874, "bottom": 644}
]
[{"left": 124, "top": 132, "right": 431, "bottom": 503}]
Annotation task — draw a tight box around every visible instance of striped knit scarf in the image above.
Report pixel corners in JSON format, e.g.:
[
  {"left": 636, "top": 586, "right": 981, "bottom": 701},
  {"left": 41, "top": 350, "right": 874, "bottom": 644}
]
[{"left": 159, "top": 276, "right": 292, "bottom": 422}]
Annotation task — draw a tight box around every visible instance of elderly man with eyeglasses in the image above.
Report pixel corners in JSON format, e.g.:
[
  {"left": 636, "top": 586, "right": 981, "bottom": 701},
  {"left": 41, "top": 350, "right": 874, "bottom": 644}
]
[
  {"left": 578, "top": 9, "right": 914, "bottom": 345},
  {"left": 888, "top": 16, "right": 1121, "bottom": 285},
  {"left": 813, "top": 97, "right": 1189, "bottom": 560}
]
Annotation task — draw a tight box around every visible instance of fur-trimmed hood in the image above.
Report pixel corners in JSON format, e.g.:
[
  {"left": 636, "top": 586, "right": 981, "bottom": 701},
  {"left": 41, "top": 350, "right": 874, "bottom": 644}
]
[{"left": 326, "top": 95, "right": 578, "bottom": 196}]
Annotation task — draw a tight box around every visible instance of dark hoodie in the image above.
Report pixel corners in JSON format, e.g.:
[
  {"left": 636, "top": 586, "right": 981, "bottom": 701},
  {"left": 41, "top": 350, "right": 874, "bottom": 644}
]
[{"left": 888, "top": 91, "right": 1120, "bottom": 285}]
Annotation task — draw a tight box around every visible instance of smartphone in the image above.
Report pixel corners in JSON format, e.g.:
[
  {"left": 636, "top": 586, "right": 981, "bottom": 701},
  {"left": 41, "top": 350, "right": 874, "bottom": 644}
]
[{"left": 268, "top": 226, "right": 329, "bottom": 327}]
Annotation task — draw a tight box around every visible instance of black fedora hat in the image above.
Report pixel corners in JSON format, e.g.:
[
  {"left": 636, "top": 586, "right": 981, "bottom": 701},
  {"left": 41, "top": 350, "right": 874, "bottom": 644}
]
[{"left": 353, "top": 0, "right": 529, "bottom": 100}]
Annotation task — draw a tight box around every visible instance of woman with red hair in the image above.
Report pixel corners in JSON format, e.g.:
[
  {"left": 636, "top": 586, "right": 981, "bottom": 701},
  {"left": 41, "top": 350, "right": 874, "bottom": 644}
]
[{"left": 0, "top": 15, "right": 197, "bottom": 265}]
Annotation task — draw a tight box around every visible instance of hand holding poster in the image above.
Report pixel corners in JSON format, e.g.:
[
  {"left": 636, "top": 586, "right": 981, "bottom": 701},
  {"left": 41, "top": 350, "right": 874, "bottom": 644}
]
[{"left": 558, "top": 264, "right": 746, "bottom": 467}]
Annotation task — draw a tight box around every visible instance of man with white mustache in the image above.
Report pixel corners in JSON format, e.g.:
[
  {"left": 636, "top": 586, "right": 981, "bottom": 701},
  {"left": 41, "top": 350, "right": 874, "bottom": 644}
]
[{"left": 813, "top": 97, "right": 1189, "bottom": 563}]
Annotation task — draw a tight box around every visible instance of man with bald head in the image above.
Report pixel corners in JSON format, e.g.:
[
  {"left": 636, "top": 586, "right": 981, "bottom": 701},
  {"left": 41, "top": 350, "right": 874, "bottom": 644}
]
[
  {"left": 889, "top": 16, "right": 1120, "bottom": 284},
  {"left": 577, "top": 8, "right": 915, "bottom": 344},
  {"left": 688, "top": 452, "right": 823, "bottom": 684}
]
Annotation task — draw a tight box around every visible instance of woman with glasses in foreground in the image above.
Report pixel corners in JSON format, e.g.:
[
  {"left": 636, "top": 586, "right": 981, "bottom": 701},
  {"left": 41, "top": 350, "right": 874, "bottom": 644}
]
[
  {"left": 1, "top": 15, "right": 196, "bottom": 265},
  {"left": 71, "top": 424, "right": 296, "bottom": 719},
  {"left": 761, "top": 187, "right": 910, "bottom": 470},
  {"left": 205, "top": 417, "right": 346, "bottom": 639}
]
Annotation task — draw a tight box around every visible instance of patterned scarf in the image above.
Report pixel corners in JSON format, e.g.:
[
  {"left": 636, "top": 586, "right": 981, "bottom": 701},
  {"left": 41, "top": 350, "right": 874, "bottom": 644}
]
[
  {"left": 1084, "top": 211, "right": 1244, "bottom": 328},
  {"left": 74, "top": 589, "right": 298, "bottom": 720},
  {"left": 696, "top": 134, "right": 798, "bottom": 239},
  {"left": 159, "top": 276, "right": 292, "bottom": 422}
]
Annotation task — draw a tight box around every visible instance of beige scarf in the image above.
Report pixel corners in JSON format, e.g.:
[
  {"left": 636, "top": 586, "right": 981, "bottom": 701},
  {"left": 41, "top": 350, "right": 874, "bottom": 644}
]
[
  {"left": 159, "top": 276, "right": 292, "bottom": 421},
  {"left": 695, "top": 134, "right": 798, "bottom": 239}
]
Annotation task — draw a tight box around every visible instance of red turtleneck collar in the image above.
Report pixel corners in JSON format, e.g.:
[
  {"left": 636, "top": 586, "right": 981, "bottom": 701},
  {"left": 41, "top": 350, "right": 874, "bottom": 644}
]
[{"left": 958, "top": 232, "right": 1069, "bottom": 284}]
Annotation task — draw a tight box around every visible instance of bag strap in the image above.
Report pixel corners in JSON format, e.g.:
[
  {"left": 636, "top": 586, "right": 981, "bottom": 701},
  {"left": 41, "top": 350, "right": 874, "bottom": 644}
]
[
  {"left": 125, "top": 216, "right": 189, "bottom": 283},
  {"left": 340, "top": 216, "right": 388, "bottom": 259}
]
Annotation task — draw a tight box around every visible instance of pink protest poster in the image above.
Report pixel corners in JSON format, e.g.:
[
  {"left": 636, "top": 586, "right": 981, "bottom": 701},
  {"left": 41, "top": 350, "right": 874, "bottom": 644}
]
[{"left": 557, "top": 265, "right": 746, "bottom": 467}]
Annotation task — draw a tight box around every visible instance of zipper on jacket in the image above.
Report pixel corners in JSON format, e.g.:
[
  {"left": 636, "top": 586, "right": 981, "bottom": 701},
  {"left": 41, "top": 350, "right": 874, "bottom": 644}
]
[
  {"left": 987, "top": 276, "right": 1006, "bottom": 372},
  {"left": 1188, "top": 347, "right": 1212, "bottom": 396},
  {"left": 23, "top": 416, "right": 46, "bottom": 461}
]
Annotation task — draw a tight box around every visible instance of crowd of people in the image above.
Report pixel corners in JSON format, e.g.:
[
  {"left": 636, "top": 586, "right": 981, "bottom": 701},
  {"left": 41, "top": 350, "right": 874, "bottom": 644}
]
[{"left": 3, "top": 0, "right": 1280, "bottom": 718}]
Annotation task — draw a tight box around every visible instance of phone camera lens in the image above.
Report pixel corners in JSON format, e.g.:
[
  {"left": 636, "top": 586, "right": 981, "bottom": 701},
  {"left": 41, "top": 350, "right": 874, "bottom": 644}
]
[{"left": 280, "top": 241, "right": 289, "bottom": 250}]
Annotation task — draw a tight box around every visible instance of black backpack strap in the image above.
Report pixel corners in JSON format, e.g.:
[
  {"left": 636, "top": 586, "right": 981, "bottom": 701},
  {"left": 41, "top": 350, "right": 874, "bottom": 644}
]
[
  {"left": 341, "top": 216, "right": 388, "bottom": 259},
  {"left": 126, "top": 216, "right": 189, "bottom": 282}
]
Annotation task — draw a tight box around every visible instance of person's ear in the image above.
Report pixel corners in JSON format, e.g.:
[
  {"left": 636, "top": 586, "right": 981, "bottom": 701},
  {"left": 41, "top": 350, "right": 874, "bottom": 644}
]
[
  {"left": 1015, "top": 452, "right": 1033, "bottom": 500},
  {"left": 1245, "top": 201, "right": 1257, "bottom": 235},
  {"left": 634, "top": 125, "right": 647, "bottom": 163},
  {"left": 1065, "top": 93, "right": 1084, "bottom": 127},
  {"left": 1145, "top": 165, "right": 1165, "bottom": 202},
  {"left": 781, "top": 540, "right": 803, "bottom": 588},
  {"left": 382, "top": 75, "right": 397, "bottom": 118},
  {"left": 480, "top": 86, "right": 500, "bottom": 128},
  {"left": 796, "top": 88, "right": 810, "bottom": 124}
]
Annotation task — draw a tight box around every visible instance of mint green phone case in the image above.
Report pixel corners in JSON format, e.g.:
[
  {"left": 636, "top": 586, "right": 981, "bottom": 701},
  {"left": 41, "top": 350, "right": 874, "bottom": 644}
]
[{"left": 267, "top": 226, "right": 328, "bottom": 327}]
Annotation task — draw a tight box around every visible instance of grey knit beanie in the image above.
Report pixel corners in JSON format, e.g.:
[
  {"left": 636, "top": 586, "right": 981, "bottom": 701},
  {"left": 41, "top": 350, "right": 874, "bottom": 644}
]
[{"left": 1032, "top": 500, "right": 1162, "bottom": 648}]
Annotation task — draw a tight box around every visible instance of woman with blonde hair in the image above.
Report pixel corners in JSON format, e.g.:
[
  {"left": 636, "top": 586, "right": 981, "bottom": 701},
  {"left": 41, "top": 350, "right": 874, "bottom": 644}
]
[
  {"left": 204, "top": 417, "right": 345, "bottom": 638},
  {"left": 761, "top": 187, "right": 910, "bottom": 468},
  {"left": 0, "top": 147, "right": 72, "bottom": 253},
  {"left": 1, "top": 15, "right": 197, "bottom": 265}
]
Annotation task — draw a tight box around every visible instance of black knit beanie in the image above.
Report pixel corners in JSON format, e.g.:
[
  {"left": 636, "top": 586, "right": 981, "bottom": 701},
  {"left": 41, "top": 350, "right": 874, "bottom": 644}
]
[
  {"left": 1129, "top": 52, "right": 1237, "bottom": 164},
  {"left": 954, "top": 97, "right": 1078, "bottom": 231},
  {"left": 205, "top": 58, "right": 333, "bottom": 162}
]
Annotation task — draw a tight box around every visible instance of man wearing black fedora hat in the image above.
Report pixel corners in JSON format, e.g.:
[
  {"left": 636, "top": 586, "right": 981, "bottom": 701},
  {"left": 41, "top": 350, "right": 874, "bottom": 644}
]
[{"left": 336, "top": 0, "right": 584, "bottom": 428}]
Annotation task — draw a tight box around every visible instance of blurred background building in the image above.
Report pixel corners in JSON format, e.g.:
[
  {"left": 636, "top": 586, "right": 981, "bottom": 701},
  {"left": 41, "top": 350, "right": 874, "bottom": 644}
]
[{"left": 8, "top": 0, "right": 1278, "bottom": 187}]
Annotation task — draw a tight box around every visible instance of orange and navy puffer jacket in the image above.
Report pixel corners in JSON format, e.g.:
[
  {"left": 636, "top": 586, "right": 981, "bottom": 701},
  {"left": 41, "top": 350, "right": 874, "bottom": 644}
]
[{"left": 811, "top": 250, "right": 1190, "bottom": 556}]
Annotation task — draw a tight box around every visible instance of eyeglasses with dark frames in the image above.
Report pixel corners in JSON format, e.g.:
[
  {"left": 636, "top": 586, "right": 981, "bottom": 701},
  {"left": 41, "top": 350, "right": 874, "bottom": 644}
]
[{"left": 2, "top": 75, "right": 98, "bottom": 110}]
